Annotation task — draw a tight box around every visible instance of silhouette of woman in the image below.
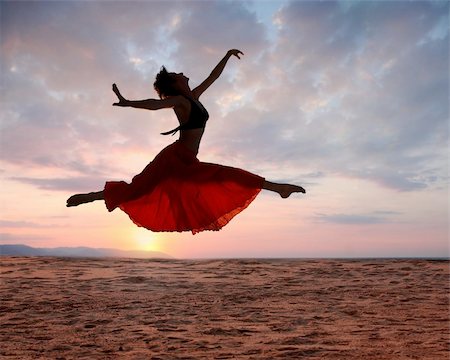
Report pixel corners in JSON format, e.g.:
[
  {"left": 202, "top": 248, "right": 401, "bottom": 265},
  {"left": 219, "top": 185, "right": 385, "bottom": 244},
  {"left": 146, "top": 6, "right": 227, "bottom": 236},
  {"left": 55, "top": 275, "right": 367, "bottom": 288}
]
[{"left": 66, "top": 49, "right": 305, "bottom": 234}]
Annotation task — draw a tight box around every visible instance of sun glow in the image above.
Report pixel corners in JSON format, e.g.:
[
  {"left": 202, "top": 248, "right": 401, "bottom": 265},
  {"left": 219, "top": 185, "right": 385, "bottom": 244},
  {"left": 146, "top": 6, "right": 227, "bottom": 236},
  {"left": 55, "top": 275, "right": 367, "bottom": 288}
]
[{"left": 132, "top": 227, "right": 161, "bottom": 252}]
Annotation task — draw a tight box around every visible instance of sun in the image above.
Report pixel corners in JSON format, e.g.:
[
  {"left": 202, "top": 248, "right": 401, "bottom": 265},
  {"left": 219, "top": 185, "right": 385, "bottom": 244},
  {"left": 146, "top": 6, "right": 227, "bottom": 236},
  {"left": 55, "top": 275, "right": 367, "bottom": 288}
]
[{"left": 132, "top": 227, "right": 161, "bottom": 252}]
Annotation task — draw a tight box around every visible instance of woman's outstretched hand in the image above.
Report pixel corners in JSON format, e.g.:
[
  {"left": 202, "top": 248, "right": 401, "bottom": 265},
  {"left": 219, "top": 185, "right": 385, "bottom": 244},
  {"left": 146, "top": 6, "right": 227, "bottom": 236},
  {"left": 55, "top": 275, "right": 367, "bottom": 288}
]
[
  {"left": 112, "top": 83, "right": 128, "bottom": 106},
  {"left": 227, "top": 49, "right": 244, "bottom": 59}
]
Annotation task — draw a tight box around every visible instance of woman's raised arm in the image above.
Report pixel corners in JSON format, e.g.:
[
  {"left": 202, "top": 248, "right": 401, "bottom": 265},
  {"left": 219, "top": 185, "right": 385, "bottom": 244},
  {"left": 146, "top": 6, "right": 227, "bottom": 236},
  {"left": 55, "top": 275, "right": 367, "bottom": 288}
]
[
  {"left": 112, "top": 83, "right": 182, "bottom": 110},
  {"left": 192, "top": 49, "right": 243, "bottom": 98}
]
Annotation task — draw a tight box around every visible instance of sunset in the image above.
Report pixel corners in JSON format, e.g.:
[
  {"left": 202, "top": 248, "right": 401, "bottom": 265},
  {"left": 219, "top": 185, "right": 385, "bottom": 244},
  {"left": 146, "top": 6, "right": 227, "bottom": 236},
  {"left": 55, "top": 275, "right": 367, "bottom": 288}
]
[
  {"left": 1, "top": 1, "right": 449, "bottom": 358},
  {"left": 2, "top": 1, "right": 447, "bottom": 259}
]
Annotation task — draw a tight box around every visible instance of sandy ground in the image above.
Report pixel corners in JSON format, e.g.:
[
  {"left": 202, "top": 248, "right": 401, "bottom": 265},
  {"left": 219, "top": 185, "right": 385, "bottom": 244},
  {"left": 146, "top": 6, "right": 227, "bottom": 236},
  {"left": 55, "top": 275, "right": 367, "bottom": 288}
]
[{"left": 1, "top": 257, "right": 448, "bottom": 359}]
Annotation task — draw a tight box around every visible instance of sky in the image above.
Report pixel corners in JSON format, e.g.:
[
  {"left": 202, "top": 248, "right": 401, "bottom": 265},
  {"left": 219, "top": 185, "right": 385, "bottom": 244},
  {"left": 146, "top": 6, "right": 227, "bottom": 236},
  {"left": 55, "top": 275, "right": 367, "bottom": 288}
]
[{"left": 1, "top": 0, "right": 448, "bottom": 259}]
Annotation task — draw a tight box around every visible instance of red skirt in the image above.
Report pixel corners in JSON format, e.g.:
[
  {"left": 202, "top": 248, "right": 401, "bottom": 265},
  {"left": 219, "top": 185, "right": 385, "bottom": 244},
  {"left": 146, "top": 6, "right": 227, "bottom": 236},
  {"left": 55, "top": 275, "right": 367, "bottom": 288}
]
[{"left": 104, "top": 141, "right": 264, "bottom": 234}]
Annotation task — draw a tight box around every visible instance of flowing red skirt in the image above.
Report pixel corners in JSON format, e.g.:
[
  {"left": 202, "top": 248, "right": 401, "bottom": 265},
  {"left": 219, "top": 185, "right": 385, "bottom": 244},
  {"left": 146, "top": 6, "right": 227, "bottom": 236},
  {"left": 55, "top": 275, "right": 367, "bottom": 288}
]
[{"left": 103, "top": 141, "right": 264, "bottom": 234}]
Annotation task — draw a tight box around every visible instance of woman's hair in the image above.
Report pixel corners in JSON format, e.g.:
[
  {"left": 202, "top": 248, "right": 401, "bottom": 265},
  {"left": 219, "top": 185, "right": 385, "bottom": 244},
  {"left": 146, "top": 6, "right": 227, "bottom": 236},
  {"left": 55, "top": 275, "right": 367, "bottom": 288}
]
[{"left": 153, "top": 66, "right": 177, "bottom": 99}]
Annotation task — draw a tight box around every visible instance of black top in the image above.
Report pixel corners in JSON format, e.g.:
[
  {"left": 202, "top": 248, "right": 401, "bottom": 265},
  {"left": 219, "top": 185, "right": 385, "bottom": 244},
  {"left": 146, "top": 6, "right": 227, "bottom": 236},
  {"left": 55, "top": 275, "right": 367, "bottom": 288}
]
[{"left": 161, "top": 97, "right": 209, "bottom": 136}]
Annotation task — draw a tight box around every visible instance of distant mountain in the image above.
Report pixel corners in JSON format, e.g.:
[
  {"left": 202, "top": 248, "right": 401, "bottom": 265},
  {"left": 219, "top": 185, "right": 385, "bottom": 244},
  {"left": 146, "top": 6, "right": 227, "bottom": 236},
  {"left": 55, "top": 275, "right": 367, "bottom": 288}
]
[{"left": 0, "top": 244, "right": 173, "bottom": 259}]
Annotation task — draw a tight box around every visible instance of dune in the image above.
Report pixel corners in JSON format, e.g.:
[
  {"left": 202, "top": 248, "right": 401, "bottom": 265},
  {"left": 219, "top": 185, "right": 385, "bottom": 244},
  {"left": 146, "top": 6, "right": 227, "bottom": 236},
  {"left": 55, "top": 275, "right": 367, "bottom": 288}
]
[{"left": 1, "top": 257, "right": 448, "bottom": 359}]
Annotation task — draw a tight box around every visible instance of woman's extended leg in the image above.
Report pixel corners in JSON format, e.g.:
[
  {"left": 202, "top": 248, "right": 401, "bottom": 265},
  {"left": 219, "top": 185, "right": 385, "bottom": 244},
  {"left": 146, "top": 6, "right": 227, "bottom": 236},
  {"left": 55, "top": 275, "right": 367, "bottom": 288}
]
[
  {"left": 67, "top": 180, "right": 304, "bottom": 207},
  {"left": 66, "top": 191, "right": 104, "bottom": 207},
  {"left": 263, "top": 180, "right": 305, "bottom": 198}
]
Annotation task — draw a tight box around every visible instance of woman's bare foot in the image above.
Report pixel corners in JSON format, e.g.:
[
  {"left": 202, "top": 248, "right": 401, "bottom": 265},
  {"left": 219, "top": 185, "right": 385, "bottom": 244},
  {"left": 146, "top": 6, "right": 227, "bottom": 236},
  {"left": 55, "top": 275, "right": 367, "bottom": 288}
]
[
  {"left": 112, "top": 83, "right": 122, "bottom": 99},
  {"left": 278, "top": 184, "right": 306, "bottom": 198},
  {"left": 66, "top": 191, "right": 104, "bottom": 207},
  {"left": 262, "top": 180, "right": 306, "bottom": 198},
  {"left": 66, "top": 194, "right": 92, "bottom": 207}
]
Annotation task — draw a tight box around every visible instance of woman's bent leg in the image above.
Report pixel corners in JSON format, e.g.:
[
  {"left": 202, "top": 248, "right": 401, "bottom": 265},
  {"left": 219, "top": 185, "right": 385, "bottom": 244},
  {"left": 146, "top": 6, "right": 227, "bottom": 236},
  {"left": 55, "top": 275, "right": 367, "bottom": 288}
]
[
  {"left": 262, "top": 180, "right": 306, "bottom": 198},
  {"left": 66, "top": 191, "right": 104, "bottom": 207}
]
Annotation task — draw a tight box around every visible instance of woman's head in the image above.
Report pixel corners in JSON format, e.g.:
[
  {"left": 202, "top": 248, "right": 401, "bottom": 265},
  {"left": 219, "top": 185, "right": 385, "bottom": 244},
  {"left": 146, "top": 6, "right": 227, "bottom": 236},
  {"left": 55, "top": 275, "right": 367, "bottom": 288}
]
[{"left": 154, "top": 66, "right": 189, "bottom": 99}]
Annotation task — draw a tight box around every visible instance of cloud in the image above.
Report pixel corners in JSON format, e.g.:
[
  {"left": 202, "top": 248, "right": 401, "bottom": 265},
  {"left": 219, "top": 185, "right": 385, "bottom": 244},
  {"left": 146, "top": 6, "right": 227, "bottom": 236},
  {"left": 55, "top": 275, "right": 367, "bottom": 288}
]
[
  {"left": 0, "top": 233, "right": 47, "bottom": 243},
  {"left": 0, "top": 1, "right": 447, "bottom": 258},
  {"left": 0, "top": 220, "right": 42, "bottom": 228},
  {"left": 237, "top": 0, "right": 449, "bottom": 191},
  {"left": 0, "top": 220, "right": 58, "bottom": 229},
  {"left": 10, "top": 176, "right": 106, "bottom": 192},
  {"left": 314, "top": 211, "right": 400, "bottom": 225},
  {"left": 1, "top": 1, "right": 184, "bottom": 175},
  {"left": 1, "top": 0, "right": 448, "bottom": 196}
]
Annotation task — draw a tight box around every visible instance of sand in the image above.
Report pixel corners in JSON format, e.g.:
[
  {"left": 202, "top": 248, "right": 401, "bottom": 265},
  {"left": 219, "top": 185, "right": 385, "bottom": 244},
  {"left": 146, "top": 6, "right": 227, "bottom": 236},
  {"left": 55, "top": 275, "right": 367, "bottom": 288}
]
[{"left": 1, "top": 257, "right": 448, "bottom": 359}]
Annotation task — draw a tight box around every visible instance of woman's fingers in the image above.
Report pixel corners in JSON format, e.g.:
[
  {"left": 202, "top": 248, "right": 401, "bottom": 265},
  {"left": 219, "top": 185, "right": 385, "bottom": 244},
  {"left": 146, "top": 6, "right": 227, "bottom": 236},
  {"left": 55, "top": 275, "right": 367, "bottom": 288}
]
[
  {"left": 112, "top": 83, "right": 120, "bottom": 95},
  {"left": 228, "top": 49, "right": 244, "bottom": 59},
  {"left": 234, "top": 50, "right": 243, "bottom": 59}
]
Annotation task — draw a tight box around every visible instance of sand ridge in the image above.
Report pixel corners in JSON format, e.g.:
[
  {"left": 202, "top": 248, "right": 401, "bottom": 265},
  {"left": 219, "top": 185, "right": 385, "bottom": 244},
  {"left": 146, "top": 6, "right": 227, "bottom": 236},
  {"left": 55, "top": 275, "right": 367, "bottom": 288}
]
[{"left": 1, "top": 257, "right": 448, "bottom": 359}]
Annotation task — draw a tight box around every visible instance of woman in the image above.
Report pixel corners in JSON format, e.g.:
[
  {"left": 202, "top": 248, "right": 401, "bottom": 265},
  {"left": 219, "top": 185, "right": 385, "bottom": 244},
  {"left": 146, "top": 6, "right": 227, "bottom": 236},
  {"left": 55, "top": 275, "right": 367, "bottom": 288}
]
[{"left": 67, "top": 49, "right": 305, "bottom": 234}]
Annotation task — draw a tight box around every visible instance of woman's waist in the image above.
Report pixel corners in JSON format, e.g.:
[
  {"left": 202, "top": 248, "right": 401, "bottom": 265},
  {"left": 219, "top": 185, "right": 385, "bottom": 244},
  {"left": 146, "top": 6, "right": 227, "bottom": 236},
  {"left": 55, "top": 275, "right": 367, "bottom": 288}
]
[
  {"left": 178, "top": 129, "right": 203, "bottom": 153},
  {"left": 177, "top": 130, "right": 203, "bottom": 156}
]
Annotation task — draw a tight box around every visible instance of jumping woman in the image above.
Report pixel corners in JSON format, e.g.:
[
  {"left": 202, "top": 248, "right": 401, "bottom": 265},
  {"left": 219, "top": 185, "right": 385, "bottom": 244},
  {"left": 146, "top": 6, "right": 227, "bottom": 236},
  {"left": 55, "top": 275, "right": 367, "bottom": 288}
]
[{"left": 66, "top": 49, "right": 305, "bottom": 234}]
